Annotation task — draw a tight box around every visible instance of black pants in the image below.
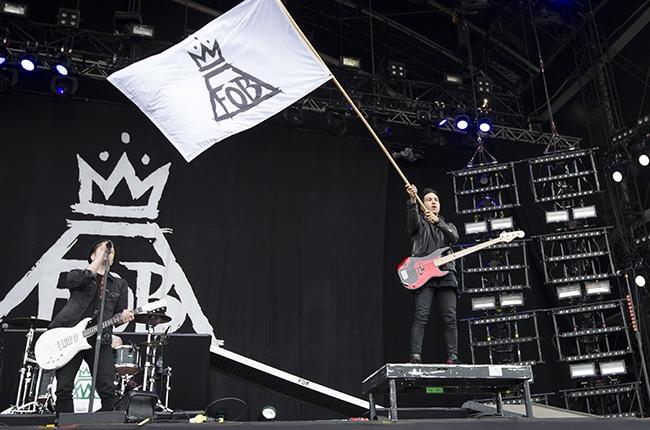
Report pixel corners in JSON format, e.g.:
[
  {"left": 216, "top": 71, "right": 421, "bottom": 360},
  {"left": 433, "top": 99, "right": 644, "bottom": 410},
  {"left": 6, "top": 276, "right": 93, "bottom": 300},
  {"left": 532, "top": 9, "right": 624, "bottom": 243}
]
[
  {"left": 55, "top": 344, "right": 116, "bottom": 413},
  {"left": 410, "top": 285, "right": 458, "bottom": 360}
]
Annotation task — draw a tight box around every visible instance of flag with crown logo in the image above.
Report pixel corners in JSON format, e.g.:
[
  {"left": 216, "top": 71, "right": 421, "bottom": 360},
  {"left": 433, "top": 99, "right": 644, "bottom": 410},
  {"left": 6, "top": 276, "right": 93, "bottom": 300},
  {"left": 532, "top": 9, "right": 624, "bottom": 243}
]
[{"left": 108, "top": 0, "right": 332, "bottom": 162}]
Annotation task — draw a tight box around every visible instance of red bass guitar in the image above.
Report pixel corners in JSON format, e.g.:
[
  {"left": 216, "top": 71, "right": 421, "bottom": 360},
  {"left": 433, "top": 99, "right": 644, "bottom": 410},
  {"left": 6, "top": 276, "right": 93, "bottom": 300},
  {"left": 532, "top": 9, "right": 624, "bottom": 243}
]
[{"left": 397, "top": 230, "right": 525, "bottom": 290}]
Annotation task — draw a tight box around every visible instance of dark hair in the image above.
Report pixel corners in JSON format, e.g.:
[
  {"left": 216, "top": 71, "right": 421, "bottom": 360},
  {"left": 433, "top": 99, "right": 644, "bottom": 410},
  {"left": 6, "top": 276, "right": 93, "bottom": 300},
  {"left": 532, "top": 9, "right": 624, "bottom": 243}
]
[
  {"left": 88, "top": 240, "right": 117, "bottom": 263},
  {"left": 421, "top": 188, "right": 438, "bottom": 198}
]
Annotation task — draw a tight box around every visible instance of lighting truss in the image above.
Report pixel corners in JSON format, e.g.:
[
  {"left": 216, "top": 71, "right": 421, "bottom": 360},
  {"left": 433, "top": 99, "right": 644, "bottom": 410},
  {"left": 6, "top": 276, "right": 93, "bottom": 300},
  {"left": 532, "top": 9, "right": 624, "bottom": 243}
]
[
  {"left": 560, "top": 382, "right": 643, "bottom": 417},
  {"left": 450, "top": 162, "right": 520, "bottom": 216},
  {"left": 528, "top": 149, "right": 601, "bottom": 210},
  {"left": 537, "top": 227, "right": 616, "bottom": 286},
  {"left": 466, "top": 311, "right": 543, "bottom": 366},
  {"left": 461, "top": 241, "right": 530, "bottom": 298},
  {"left": 550, "top": 300, "right": 633, "bottom": 363}
]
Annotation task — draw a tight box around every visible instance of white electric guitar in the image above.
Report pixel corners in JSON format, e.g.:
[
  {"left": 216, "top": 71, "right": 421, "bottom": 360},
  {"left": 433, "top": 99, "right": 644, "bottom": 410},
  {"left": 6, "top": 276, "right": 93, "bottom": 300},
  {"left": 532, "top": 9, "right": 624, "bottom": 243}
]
[{"left": 34, "top": 299, "right": 167, "bottom": 370}]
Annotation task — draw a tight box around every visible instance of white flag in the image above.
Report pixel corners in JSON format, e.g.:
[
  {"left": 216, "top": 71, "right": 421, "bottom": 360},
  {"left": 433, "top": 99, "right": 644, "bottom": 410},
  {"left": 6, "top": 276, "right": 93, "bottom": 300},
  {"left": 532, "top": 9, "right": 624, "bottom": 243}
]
[{"left": 108, "top": 0, "right": 332, "bottom": 162}]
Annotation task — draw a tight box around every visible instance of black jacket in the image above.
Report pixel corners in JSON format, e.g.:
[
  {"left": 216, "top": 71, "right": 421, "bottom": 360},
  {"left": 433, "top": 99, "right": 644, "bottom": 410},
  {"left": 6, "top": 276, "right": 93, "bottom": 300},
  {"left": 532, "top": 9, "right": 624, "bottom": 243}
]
[
  {"left": 406, "top": 200, "right": 459, "bottom": 273},
  {"left": 49, "top": 269, "right": 129, "bottom": 344}
]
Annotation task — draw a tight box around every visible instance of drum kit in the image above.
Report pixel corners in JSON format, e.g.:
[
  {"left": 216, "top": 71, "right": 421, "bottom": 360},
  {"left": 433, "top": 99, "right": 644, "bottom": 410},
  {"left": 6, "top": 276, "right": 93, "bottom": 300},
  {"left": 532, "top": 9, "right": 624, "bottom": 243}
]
[{"left": 1, "top": 310, "right": 173, "bottom": 415}]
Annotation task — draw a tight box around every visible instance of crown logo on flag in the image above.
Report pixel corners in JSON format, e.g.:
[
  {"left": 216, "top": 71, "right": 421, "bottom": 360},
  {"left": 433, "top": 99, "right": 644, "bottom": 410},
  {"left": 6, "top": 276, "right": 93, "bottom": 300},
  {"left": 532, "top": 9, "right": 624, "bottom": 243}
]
[
  {"left": 71, "top": 153, "right": 171, "bottom": 220},
  {"left": 187, "top": 39, "right": 225, "bottom": 72}
]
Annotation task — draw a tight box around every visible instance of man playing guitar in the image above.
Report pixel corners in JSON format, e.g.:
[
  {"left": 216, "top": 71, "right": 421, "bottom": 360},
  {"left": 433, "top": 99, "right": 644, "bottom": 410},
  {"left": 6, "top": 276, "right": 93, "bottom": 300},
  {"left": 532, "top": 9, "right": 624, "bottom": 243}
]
[{"left": 48, "top": 240, "right": 134, "bottom": 413}]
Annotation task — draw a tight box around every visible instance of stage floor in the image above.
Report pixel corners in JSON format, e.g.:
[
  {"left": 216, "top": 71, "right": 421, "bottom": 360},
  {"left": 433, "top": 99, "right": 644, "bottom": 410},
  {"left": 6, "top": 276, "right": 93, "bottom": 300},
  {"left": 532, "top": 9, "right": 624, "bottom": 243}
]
[{"left": 0, "top": 416, "right": 648, "bottom": 430}]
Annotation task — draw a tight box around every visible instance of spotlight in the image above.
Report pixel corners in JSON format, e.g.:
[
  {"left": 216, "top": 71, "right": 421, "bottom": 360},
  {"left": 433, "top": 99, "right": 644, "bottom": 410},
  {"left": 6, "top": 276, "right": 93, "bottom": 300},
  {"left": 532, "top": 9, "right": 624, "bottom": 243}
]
[
  {"left": 471, "top": 296, "right": 496, "bottom": 311},
  {"left": 53, "top": 60, "right": 70, "bottom": 76},
  {"left": 612, "top": 170, "right": 623, "bottom": 183},
  {"left": 127, "top": 23, "right": 155, "bottom": 38},
  {"left": 326, "top": 110, "right": 347, "bottom": 135},
  {"left": 0, "top": 47, "right": 6, "bottom": 65},
  {"left": 57, "top": 7, "right": 80, "bottom": 28},
  {"left": 490, "top": 217, "right": 513, "bottom": 231},
  {"left": 444, "top": 73, "right": 463, "bottom": 84},
  {"left": 600, "top": 360, "right": 626, "bottom": 376},
  {"left": 639, "top": 154, "right": 649, "bottom": 167},
  {"left": 0, "top": 68, "right": 18, "bottom": 92},
  {"left": 388, "top": 61, "right": 406, "bottom": 79},
  {"left": 49, "top": 75, "right": 78, "bottom": 97},
  {"left": 557, "top": 284, "right": 581, "bottom": 300},
  {"left": 569, "top": 362, "right": 596, "bottom": 378},
  {"left": 585, "top": 280, "right": 611, "bottom": 296},
  {"left": 635, "top": 274, "right": 646, "bottom": 287},
  {"left": 340, "top": 56, "right": 361, "bottom": 69},
  {"left": 572, "top": 206, "right": 597, "bottom": 220},
  {"left": 416, "top": 108, "right": 430, "bottom": 125},
  {"left": 436, "top": 117, "right": 448, "bottom": 127},
  {"left": 282, "top": 106, "right": 303, "bottom": 128},
  {"left": 1, "top": 1, "right": 27, "bottom": 17},
  {"left": 478, "top": 117, "right": 492, "bottom": 133},
  {"left": 259, "top": 406, "right": 277, "bottom": 421},
  {"left": 545, "top": 210, "right": 570, "bottom": 223},
  {"left": 499, "top": 293, "right": 524, "bottom": 307},
  {"left": 465, "top": 220, "right": 488, "bottom": 235},
  {"left": 19, "top": 55, "right": 36, "bottom": 72},
  {"left": 454, "top": 114, "right": 470, "bottom": 131}
]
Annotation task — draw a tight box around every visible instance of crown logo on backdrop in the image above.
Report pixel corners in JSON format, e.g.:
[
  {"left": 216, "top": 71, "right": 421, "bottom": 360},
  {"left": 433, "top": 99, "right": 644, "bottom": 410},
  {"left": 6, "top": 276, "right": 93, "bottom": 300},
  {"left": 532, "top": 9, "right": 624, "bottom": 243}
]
[
  {"left": 187, "top": 38, "right": 225, "bottom": 72},
  {"left": 71, "top": 153, "right": 171, "bottom": 220}
]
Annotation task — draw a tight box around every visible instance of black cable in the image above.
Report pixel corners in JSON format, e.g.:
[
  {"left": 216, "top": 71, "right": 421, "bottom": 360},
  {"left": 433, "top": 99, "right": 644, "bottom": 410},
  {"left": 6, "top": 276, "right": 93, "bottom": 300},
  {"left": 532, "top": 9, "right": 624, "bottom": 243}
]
[{"left": 203, "top": 397, "right": 248, "bottom": 422}]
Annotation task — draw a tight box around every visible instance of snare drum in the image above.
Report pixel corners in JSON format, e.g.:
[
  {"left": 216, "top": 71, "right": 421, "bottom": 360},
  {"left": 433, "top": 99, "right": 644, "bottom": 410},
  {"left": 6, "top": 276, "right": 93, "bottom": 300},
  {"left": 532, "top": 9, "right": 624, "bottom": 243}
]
[{"left": 113, "top": 345, "right": 140, "bottom": 376}]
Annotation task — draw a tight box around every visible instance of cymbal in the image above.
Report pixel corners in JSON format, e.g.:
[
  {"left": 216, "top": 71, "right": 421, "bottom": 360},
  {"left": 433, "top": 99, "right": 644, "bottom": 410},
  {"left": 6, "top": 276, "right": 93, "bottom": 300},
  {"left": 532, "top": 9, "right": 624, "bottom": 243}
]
[
  {"left": 5, "top": 316, "right": 50, "bottom": 329},
  {"left": 134, "top": 313, "right": 171, "bottom": 326}
]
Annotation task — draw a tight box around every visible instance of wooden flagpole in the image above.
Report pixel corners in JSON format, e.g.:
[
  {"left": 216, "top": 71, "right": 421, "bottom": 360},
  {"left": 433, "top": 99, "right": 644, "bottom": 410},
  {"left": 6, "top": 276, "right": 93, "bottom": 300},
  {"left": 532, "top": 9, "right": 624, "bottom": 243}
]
[{"left": 275, "top": 0, "right": 428, "bottom": 211}]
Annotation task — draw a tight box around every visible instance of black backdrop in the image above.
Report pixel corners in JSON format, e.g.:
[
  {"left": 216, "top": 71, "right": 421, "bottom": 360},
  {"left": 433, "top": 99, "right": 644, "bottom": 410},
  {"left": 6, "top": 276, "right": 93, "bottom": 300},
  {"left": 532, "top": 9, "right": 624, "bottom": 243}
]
[
  {"left": 0, "top": 91, "right": 386, "bottom": 420},
  {"left": 0, "top": 89, "right": 618, "bottom": 419}
]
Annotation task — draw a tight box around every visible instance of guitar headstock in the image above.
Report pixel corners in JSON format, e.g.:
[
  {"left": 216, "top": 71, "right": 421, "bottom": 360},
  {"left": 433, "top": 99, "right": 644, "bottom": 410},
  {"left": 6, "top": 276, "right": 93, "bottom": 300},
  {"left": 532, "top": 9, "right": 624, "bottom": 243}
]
[
  {"left": 141, "top": 299, "right": 167, "bottom": 313},
  {"left": 499, "top": 230, "right": 525, "bottom": 242}
]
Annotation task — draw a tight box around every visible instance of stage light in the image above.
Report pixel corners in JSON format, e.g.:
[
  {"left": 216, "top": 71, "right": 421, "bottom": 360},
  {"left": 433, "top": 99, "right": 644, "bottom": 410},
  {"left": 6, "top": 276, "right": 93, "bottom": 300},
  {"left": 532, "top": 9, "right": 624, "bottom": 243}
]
[
  {"left": 340, "top": 56, "right": 361, "bottom": 69},
  {"left": 600, "top": 360, "right": 626, "bottom": 376},
  {"left": 54, "top": 63, "right": 69, "bottom": 76},
  {"left": 557, "top": 284, "right": 581, "bottom": 300},
  {"left": 585, "top": 280, "right": 611, "bottom": 296},
  {"left": 50, "top": 75, "right": 78, "bottom": 97},
  {"left": 635, "top": 275, "right": 646, "bottom": 287},
  {"left": 388, "top": 61, "right": 406, "bottom": 78},
  {"left": 259, "top": 406, "right": 277, "bottom": 421},
  {"left": 465, "top": 220, "right": 488, "bottom": 235},
  {"left": 490, "top": 217, "right": 513, "bottom": 231},
  {"left": 1, "top": 1, "right": 27, "bottom": 16},
  {"left": 639, "top": 154, "right": 649, "bottom": 167},
  {"left": 572, "top": 206, "right": 597, "bottom": 220},
  {"left": 128, "top": 23, "right": 155, "bottom": 38},
  {"left": 570, "top": 362, "right": 597, "bottom": 378},
  {"left": 612, "top": 170, "right": 623, "bottom": 182},
  {"left": 57, "top": 7, "right": 80, "bottom": 28},
  {"left": 19, "top": 55, "right": 35, "bottom": 71},
  {"left": 545, "top": 210, "right": 569, "bottom": 223},
  {"left": 472, "top": 296, "right": 496, "bottom": 311},
  {"left": 326, "top": 110, "right": 347, "bottom": 135},
  {"left": 282, "top": 106, "right": 303, "bottom": 128},
  {"left": 436, "top": 117, "right": 448, "bottom": 127},
  {"left": 478, "top": 118, "right": 492, "bottom": 133},
  {"left": 444, "top": 73, "right": 462, "bottom": 84},
  {"left": 0, "top": 49, "right": 5, "bottom": 65},
  {"left": 499, "top": 293, "right": 524, "bottom": 307},
  {"left": 454, "top": 114, "right": 470, "bottom": 131}
]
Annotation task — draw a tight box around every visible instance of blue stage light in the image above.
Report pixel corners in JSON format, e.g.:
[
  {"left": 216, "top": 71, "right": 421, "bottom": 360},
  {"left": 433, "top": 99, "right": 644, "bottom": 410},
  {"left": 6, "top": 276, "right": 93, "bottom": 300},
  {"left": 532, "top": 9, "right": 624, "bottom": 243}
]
[
  {"left": 478, "top": 118, "right": 492, "bottom": 133},
  {"left": 19, "top": 55, "right": 35, "bottom": 71},
  {"left": 54, "top": 63, "right": 68, "bottom": 76},
  {"left": 0, "top": 56, "right": 5, "bottom": 66},
  {"left": 455, "top": 115, "right": 470, "bottom": 131}
]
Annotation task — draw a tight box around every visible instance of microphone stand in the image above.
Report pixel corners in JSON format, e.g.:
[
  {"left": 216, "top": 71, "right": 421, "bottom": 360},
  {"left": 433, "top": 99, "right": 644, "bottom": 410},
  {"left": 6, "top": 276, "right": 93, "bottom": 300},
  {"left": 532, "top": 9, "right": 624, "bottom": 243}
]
[{"left": 88, "top": 245, "right": 112, "bottom": 413}]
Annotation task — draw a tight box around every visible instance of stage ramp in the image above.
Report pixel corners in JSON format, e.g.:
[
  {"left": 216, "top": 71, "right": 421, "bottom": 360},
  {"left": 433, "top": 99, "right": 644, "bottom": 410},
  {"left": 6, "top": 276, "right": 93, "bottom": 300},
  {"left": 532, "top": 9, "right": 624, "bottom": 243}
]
[{"left": 210, "top": 345, "right": 374, "bottom": 417}]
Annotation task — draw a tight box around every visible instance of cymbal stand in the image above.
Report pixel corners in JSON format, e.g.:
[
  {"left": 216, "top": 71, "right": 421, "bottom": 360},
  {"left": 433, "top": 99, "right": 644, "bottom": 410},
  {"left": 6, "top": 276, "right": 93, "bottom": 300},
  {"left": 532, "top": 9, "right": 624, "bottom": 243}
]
[{"left": 3, "top": 326, "right": 40, "bottom": 414}]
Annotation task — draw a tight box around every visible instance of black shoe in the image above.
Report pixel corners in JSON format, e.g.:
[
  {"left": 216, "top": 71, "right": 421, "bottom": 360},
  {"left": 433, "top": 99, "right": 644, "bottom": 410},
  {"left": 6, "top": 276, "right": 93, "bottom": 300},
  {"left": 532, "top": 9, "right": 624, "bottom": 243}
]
[{"left": 409, "top": 353, "right": 421, "bottom": 364}]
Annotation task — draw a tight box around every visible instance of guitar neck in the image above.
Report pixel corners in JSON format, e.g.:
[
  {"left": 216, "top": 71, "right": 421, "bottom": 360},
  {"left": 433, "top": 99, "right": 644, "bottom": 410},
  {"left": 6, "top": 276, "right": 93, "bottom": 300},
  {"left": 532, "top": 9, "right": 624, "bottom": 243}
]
[
  {"left": 435, "top": 236, "right": 506, "bottom": 266},
  {"left": 82, "top": 305, "right": 144, "bottom": 338}
]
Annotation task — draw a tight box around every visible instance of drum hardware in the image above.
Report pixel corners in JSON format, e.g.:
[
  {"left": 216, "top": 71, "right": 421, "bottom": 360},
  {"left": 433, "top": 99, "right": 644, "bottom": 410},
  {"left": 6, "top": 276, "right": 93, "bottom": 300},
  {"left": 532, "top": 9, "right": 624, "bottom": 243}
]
[
  {"left": 138, "top": 313, "right": 173, "bottom": 412},
  {"left": 1, "top": 316, "right": 53, "bottom": 414}
]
